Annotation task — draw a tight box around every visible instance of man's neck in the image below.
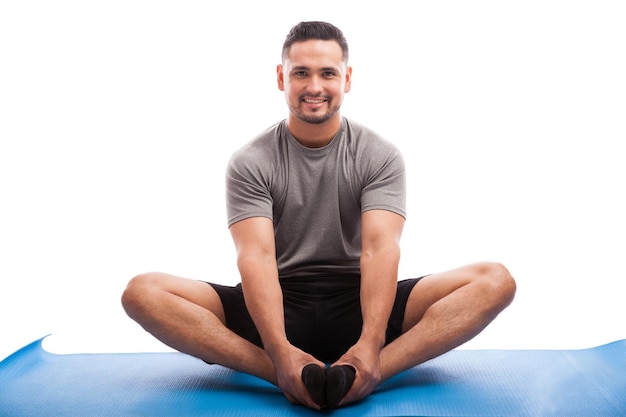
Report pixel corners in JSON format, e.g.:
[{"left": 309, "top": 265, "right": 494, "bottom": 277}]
[{"left": 286, "top": 115, "right": 342, "bottom": 148}]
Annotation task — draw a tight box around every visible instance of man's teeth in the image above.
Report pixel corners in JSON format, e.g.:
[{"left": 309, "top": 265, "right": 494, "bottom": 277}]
[{"left": 304, "top": 98, "right": 325, "bottom": 103}]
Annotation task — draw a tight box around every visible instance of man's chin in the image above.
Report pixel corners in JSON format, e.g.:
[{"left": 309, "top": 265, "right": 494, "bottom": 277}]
[
  {"left": 301, "top": 117, "right": 328, "bottom": 125},
  {"left": 296, "top": 110, "right": 337, "bottom": 125}
]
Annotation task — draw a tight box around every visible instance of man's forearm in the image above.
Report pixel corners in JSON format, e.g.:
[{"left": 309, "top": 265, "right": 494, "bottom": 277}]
[
  {"left": 359, "top": 244, "right": 400, "bottom": 349},
  {"left": 239, "top": 258, "right": 290, "bottom": 359}
]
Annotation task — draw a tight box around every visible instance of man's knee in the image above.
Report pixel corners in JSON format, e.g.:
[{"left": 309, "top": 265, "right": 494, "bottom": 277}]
[
  {"left": 474, "top": 262, "right": 517, "bottom": 308},
  {"left": 121, "top": 272, "right": 163, "bottom": 316}
]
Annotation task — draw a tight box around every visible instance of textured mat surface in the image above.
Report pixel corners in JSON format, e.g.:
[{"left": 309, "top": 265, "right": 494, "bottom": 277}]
[{"left": 1, "top": 337, "right": 625, "bottom": 416}]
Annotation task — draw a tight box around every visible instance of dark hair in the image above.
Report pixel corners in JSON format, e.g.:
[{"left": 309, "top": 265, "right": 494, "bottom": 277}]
[{"left": 282, "top": 21, "right": 349, "bottom": 63}]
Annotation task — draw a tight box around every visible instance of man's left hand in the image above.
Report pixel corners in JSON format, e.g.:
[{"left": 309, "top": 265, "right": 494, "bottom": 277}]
[{"left": 331, "top": 341, "right": 382, "bottom": 406}]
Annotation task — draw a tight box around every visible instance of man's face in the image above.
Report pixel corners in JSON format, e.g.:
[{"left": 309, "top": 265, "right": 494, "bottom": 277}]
[{"left": 278, "top": 40, "right": 352, "bottom": 125}]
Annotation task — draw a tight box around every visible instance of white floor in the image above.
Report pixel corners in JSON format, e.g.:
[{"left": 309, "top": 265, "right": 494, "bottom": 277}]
[{"left": 2, "top": 1, "right": 625, "bottom": 361}]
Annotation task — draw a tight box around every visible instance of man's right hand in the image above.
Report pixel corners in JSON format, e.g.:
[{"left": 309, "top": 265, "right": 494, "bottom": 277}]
[{"left": 270, "top": 344, "right": 326, "bottom": 410}]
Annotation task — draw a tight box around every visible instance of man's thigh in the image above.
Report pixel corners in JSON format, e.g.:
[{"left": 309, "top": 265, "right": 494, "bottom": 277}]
[
  {"left": 142, "top": 272, "right": 227, "bottom": 324},
  {"left": 401, "top": 263, "right": 490, "bottom": 333}
]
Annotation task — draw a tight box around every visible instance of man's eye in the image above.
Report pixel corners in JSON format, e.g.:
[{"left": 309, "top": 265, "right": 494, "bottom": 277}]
[
  {"left": 294, "top": 71, "right": 307, "bottom": 77},
  {"left": 323, "top": 72, "right": 336, "bottom": 78}
]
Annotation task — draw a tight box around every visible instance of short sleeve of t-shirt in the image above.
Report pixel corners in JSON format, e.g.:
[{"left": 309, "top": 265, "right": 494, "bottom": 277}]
[
  {"left": 357, "top": 134, "right": 406, "bottom": 218},
  {"left": 225, "top": 122, "right": 286, "bottom": 227}
]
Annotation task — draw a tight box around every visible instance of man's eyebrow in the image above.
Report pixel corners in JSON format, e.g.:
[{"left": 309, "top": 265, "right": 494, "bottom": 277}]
[{"left": 290, "top": 65, "right": 340, "bottom": 72}]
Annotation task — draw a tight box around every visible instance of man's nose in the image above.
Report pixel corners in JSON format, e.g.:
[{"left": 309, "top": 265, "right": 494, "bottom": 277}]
[{"left": 306, "top": 75, "right": 323, "bottom": 94}]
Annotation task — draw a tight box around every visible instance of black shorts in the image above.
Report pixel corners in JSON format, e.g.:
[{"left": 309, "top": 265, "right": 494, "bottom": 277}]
[{"left": 207, "top": 275, "right": 423, "bottom": 363}]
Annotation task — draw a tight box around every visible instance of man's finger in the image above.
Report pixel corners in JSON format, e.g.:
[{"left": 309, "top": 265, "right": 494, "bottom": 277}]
[{"left": 283, "top": 383, "right": 322, "bottom": 410}]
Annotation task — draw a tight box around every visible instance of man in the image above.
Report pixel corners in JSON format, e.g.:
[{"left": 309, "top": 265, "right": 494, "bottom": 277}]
[{"left": 121, "top": 21, "right": 516, "bottom": 411}]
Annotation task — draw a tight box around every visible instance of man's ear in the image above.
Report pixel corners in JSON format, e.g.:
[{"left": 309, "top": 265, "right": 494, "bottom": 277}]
[
  {"left": 277, "top": 64, "right": 285, "bottom": 91},
  {"left": 344, "top": 66, "right": 352, "bottom": 93}
]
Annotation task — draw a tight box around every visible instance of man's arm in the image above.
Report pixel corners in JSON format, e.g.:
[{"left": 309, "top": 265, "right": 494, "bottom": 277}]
[
  {"left": 229, "top": 216, "right": 324, "bottom": 409},
  {"left": 336, "top": 209, "right": 404, "bottom": 405},
  {"left": 360, "top": 209, "right": 404, "bottom": 349},
  {"left": 230, "top": 217, "right": 285, "bottom": 354}
]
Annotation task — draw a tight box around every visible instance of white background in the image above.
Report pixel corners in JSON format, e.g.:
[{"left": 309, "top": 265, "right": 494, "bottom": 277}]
[{"left": 1, "top": 1, "right": 624, "bottom": 361}]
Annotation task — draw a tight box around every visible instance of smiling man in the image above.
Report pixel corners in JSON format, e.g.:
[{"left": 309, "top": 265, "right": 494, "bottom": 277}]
[{"left": 121, "top": 21, "right": 516, "bottom": 411}]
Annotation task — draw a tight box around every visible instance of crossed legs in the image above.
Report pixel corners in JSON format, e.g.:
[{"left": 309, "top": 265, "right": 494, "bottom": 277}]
[{"left": 121, "top": 261, "right": 515, "bottom": 406}]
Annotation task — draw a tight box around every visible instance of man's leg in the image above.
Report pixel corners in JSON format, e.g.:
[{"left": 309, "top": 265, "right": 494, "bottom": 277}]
[
  {"left": 120, "top": 272, "right": 277, "bottom": 385},
  {"left": 380, "top": 262, "right": 516, "bottom": 380}
]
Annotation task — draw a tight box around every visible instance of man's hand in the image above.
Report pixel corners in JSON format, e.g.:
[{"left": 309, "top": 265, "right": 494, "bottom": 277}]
[
  {"left": 332, "top": 340, "right": 382, "bottom": 406},
  {"left": 271, "top": 344, "right": 326, "bottom": 410}
]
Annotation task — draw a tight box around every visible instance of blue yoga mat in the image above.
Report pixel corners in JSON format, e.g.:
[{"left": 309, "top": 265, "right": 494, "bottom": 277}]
[{"left": 1, "top": 336, "right": 625, "bottom": 416}]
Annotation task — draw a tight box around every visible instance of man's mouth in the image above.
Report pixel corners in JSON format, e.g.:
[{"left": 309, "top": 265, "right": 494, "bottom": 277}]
[{"left": 302, "top": 97, "right": 328, "bottom": 104}]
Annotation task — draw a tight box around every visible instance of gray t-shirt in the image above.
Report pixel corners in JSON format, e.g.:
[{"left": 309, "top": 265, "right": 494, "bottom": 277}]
[{"left": 226, "top": 117, "right": 405, "bottom": 279}]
